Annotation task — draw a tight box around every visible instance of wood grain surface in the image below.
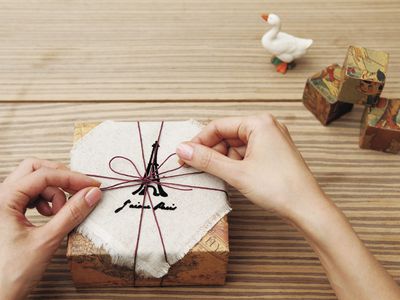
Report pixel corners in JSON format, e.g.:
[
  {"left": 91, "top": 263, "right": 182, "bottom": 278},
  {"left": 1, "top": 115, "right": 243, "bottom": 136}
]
[
  {"left": 0, "top": 0, "right": 400, "bottom": 101},
  {"left": 1, "top": 102, "right": 400, "bottom": 299},
  {"left": 2, "top": 1, "right": 400, "bottom": 298}
]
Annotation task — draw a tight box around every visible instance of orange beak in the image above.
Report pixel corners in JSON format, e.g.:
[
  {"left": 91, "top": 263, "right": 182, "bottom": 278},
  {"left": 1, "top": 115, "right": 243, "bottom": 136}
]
[{"left": 261, "top": 14, "right": 269, "bottom": 22}]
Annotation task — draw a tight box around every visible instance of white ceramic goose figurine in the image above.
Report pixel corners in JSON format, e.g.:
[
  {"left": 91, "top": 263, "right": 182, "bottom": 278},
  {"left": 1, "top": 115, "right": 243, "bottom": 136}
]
[{"left": 261, "top": 13, "right": 313, "bottom": 74}]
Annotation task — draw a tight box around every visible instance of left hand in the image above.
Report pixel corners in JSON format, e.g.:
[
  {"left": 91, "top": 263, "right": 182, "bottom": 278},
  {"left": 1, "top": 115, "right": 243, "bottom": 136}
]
[{"left": 0, "top": 158, "right": 102, "bottom": 300}]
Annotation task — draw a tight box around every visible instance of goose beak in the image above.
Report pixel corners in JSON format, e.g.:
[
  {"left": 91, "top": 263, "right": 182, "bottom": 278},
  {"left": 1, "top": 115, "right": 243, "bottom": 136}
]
[{"left": 261, "top": 14, "right": 269, "bottom": 22}]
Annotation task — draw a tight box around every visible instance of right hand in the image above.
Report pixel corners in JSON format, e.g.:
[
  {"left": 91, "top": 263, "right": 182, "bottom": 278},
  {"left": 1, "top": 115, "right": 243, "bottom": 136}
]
[
  {"left": 177, "top": 114, "right": 400, "bottom": 300},
  {"left": 176, "top": 113, "right": 327, "bottom": 221}
]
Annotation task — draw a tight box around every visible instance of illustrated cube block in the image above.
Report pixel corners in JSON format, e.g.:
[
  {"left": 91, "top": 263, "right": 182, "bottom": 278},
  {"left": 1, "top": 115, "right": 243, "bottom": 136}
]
[
  {"left": 360, "top": 97, "right": 400, "bottom": 153},
  {"left": 303, "top": 64, "right": 354, "bottom": 125},
  {"left": 338, "top": 46, "right": 388, "bottom": 105}
]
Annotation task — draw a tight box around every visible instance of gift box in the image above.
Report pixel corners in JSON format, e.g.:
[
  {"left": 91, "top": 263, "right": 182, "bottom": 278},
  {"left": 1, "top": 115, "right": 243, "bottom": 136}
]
[
  {"left": 66, "top": 121, "right": 231, "bottom": 287},
  {"left": 337, "top": 46, "right": 388, "bottom": 105},
  {"left": 359, "top": 98, "right": 400, "bottom": 153},
  {"left": 303, "top": 64, "right": 353, "bottom": 125}
]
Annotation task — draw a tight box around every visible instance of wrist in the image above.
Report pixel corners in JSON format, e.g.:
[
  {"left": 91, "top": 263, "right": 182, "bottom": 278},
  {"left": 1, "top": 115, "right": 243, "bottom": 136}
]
[
  {"left": 0, "top": 272, "right": 30, "bottom": 300},
  {"left": 287, "top": 192, "right": 355, "bottom": 250},
  {"left": 0, "top": 285, "right": 25, "bottom": 300}
]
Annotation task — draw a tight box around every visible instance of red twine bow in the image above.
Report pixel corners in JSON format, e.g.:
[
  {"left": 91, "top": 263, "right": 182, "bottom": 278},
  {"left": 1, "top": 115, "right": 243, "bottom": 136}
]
[{"left": 86, "top": 121, "right": 227, "bottom": 285}]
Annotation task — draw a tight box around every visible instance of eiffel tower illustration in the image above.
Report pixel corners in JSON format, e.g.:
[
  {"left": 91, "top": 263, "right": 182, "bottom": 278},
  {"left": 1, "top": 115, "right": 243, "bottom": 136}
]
[{"left": 132, "top": 141, "right": 168, "bottom": 197}]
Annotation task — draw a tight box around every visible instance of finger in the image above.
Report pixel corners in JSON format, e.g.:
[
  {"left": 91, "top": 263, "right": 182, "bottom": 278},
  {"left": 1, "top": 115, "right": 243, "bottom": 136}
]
[
  {"left": 191, "top": 116, "right": 251, "bottom": 147},
  {"left": 4, "top": 158, "right": 68, "bottom": 184},
  {"left": 227, "top": 147, "right": 243, "bottom": 160},
  {"left": 225, "top": 138, "right": 246, "bottom": 147},
  {"left": 36, "top": 199, "right": 53, "bottom": 217},
  {"left": 27, "top": 186, "right": 66, "bottom": 209},
  {"left": 7, "top": 168, "right": 100, "bottom": 212},
  {"left": 177, "top": 158, "right": 185, "bottom": 166},
  {"left": 211, "top": 140, "right": 245, "bottom": 155},
  {"left": 41, "top": 187, "right": 102, "bottom": 241},
  {"left": 179, "top": 141, "right": 231, "bottom": 166},
  {"left": 231, "top": 145, "right": 247, "bottom": 158},
  {"left": 40, "top": 186, "right": 67, "bottom": 214},
  {"left": 51, "top": 191, "right": 67, "bottom": 215},
  {"left": 212, "top": 141, "right": 229, "bottom": 155},
  {"left": 176, "top": 142, "right": 241, "bottom": 186}
]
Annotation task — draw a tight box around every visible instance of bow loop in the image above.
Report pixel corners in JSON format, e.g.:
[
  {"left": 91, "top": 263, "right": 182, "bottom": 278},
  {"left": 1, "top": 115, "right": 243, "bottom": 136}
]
[{"left": 109, "top": 155, "right": 142, "bottom": 179}]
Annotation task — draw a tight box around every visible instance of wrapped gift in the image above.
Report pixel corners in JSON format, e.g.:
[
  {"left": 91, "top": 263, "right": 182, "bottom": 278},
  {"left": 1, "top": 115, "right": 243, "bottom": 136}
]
[
  {"left": 337, "top": 46, "right": 388, "bottom": 105},
  {"left": 66, "top": 121, "right": 231, "bottom": 287},
  {"left": 303, "top": 64, "right": 353, "bottom": 125},
  {"left": 359, "top": 98, "right": 400, "bottom": 153}
]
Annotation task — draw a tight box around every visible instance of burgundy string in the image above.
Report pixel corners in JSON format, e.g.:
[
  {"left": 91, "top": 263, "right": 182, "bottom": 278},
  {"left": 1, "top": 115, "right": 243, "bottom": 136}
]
[{"left": 86, "top": 121, "right": 227, "bottom": 286}]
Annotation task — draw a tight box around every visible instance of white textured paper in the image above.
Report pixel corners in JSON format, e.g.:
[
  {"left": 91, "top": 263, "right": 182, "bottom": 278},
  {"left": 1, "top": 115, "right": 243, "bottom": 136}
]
[{"left": 70, "top": 120, "right": 231, "bottom": 278}]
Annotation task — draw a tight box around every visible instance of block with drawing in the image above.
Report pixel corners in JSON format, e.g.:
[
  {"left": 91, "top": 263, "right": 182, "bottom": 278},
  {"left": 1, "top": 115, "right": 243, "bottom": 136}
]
[
  {"left": 302, "top": 64, "right": 354, "bottom": 125},
  {"left": 359, "top": 98, "right": 400, "bottom": 153},
  {"left": 337, "top": 46, "right": 388, "bottom": 105}
]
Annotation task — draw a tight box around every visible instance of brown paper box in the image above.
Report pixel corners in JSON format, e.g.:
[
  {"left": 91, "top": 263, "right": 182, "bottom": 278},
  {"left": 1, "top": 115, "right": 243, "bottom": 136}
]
[
  {"left": 67, "top": 122, "right": 229, "bottom": 287},
  {"left": 337, "top": 46, "right": 388, "bottom": 105},
  {"left": 303, "top": 64, "right": 353, "bottom": 125},
  {"left": 359, "top": 98, "right": 400, "bottom": 153}
]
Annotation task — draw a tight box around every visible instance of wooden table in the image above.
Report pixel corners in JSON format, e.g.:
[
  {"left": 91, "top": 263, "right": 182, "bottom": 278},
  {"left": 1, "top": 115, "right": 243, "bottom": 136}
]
[{"left": 0, "top": 1, "right": 400, "bottom": 299}]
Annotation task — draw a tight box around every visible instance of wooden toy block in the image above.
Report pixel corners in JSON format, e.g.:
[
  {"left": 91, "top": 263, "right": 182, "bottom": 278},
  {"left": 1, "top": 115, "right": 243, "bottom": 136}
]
[
  {"left": 303, "top": 64, "right": 353, "bottom": 125},
  {"left": 360, "top": 97, "right": 400, "bottom": 153},
  {"left": 337, "top": 46, "right": 388, "bottom": 105}
]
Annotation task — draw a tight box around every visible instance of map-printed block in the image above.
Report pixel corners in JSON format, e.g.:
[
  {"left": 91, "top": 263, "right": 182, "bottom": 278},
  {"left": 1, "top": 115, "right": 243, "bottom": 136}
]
[
  {"left": 360, "top": 98, "right": 400, "bottom": 153},
  {"left": 303, "top": 64, "right": 353, "bottom": 125},
  {"left": 338, "top": 46, "right": 388, "bottom": 105}
]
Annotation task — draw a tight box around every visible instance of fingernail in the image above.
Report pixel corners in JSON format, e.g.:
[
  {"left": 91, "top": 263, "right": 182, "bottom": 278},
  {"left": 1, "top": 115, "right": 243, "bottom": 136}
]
[
  {"left": 85, "top": 187, "right": 102, "bottom": 207},
  {"left": 176, "top": 143, "right": 194, "bottom": 160}
]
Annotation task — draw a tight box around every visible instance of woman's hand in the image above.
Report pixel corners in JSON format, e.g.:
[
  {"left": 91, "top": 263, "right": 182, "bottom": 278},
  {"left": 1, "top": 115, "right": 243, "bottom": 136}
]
[
  {"left": 176, "top": 114, "right": 400, "bottom": 300},
  {"left": 0, "top": 158, "right": 102, "bottom": 300},
  {"left": 176, "top": 113, "right": 325, "bottom": 221}
]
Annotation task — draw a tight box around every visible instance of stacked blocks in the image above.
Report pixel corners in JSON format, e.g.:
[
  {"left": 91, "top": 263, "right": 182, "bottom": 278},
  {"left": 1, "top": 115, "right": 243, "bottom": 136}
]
[
  {"left": 337, "top": 46, "right": 388, "bottom": 105},
  {"left": 303, "top": 64, "right": 353, "bottom": 125},
  {"left": 360, "top": 98, "right": 400, "bottom": 153},
  {"left": 302, "top": 45, "right": 400, "bottom": 154}
]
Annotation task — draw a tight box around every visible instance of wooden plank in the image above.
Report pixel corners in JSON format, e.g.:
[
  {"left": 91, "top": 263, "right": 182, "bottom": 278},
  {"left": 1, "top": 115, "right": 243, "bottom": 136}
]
[
  {"left": 0, "top": 102, "right": 399, "bottom": 299},
  {"left": 0, "top": 0, "right": 399, "bottom": 101}
]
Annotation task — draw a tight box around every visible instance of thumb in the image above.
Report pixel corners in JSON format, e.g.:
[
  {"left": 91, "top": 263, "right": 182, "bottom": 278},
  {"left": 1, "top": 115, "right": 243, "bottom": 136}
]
[
  {"left": 42, "top": 187, "right": 102, "bottom": 241},
  {"left": 176, "top": 142, "right": 239, "bottom": 185}
]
